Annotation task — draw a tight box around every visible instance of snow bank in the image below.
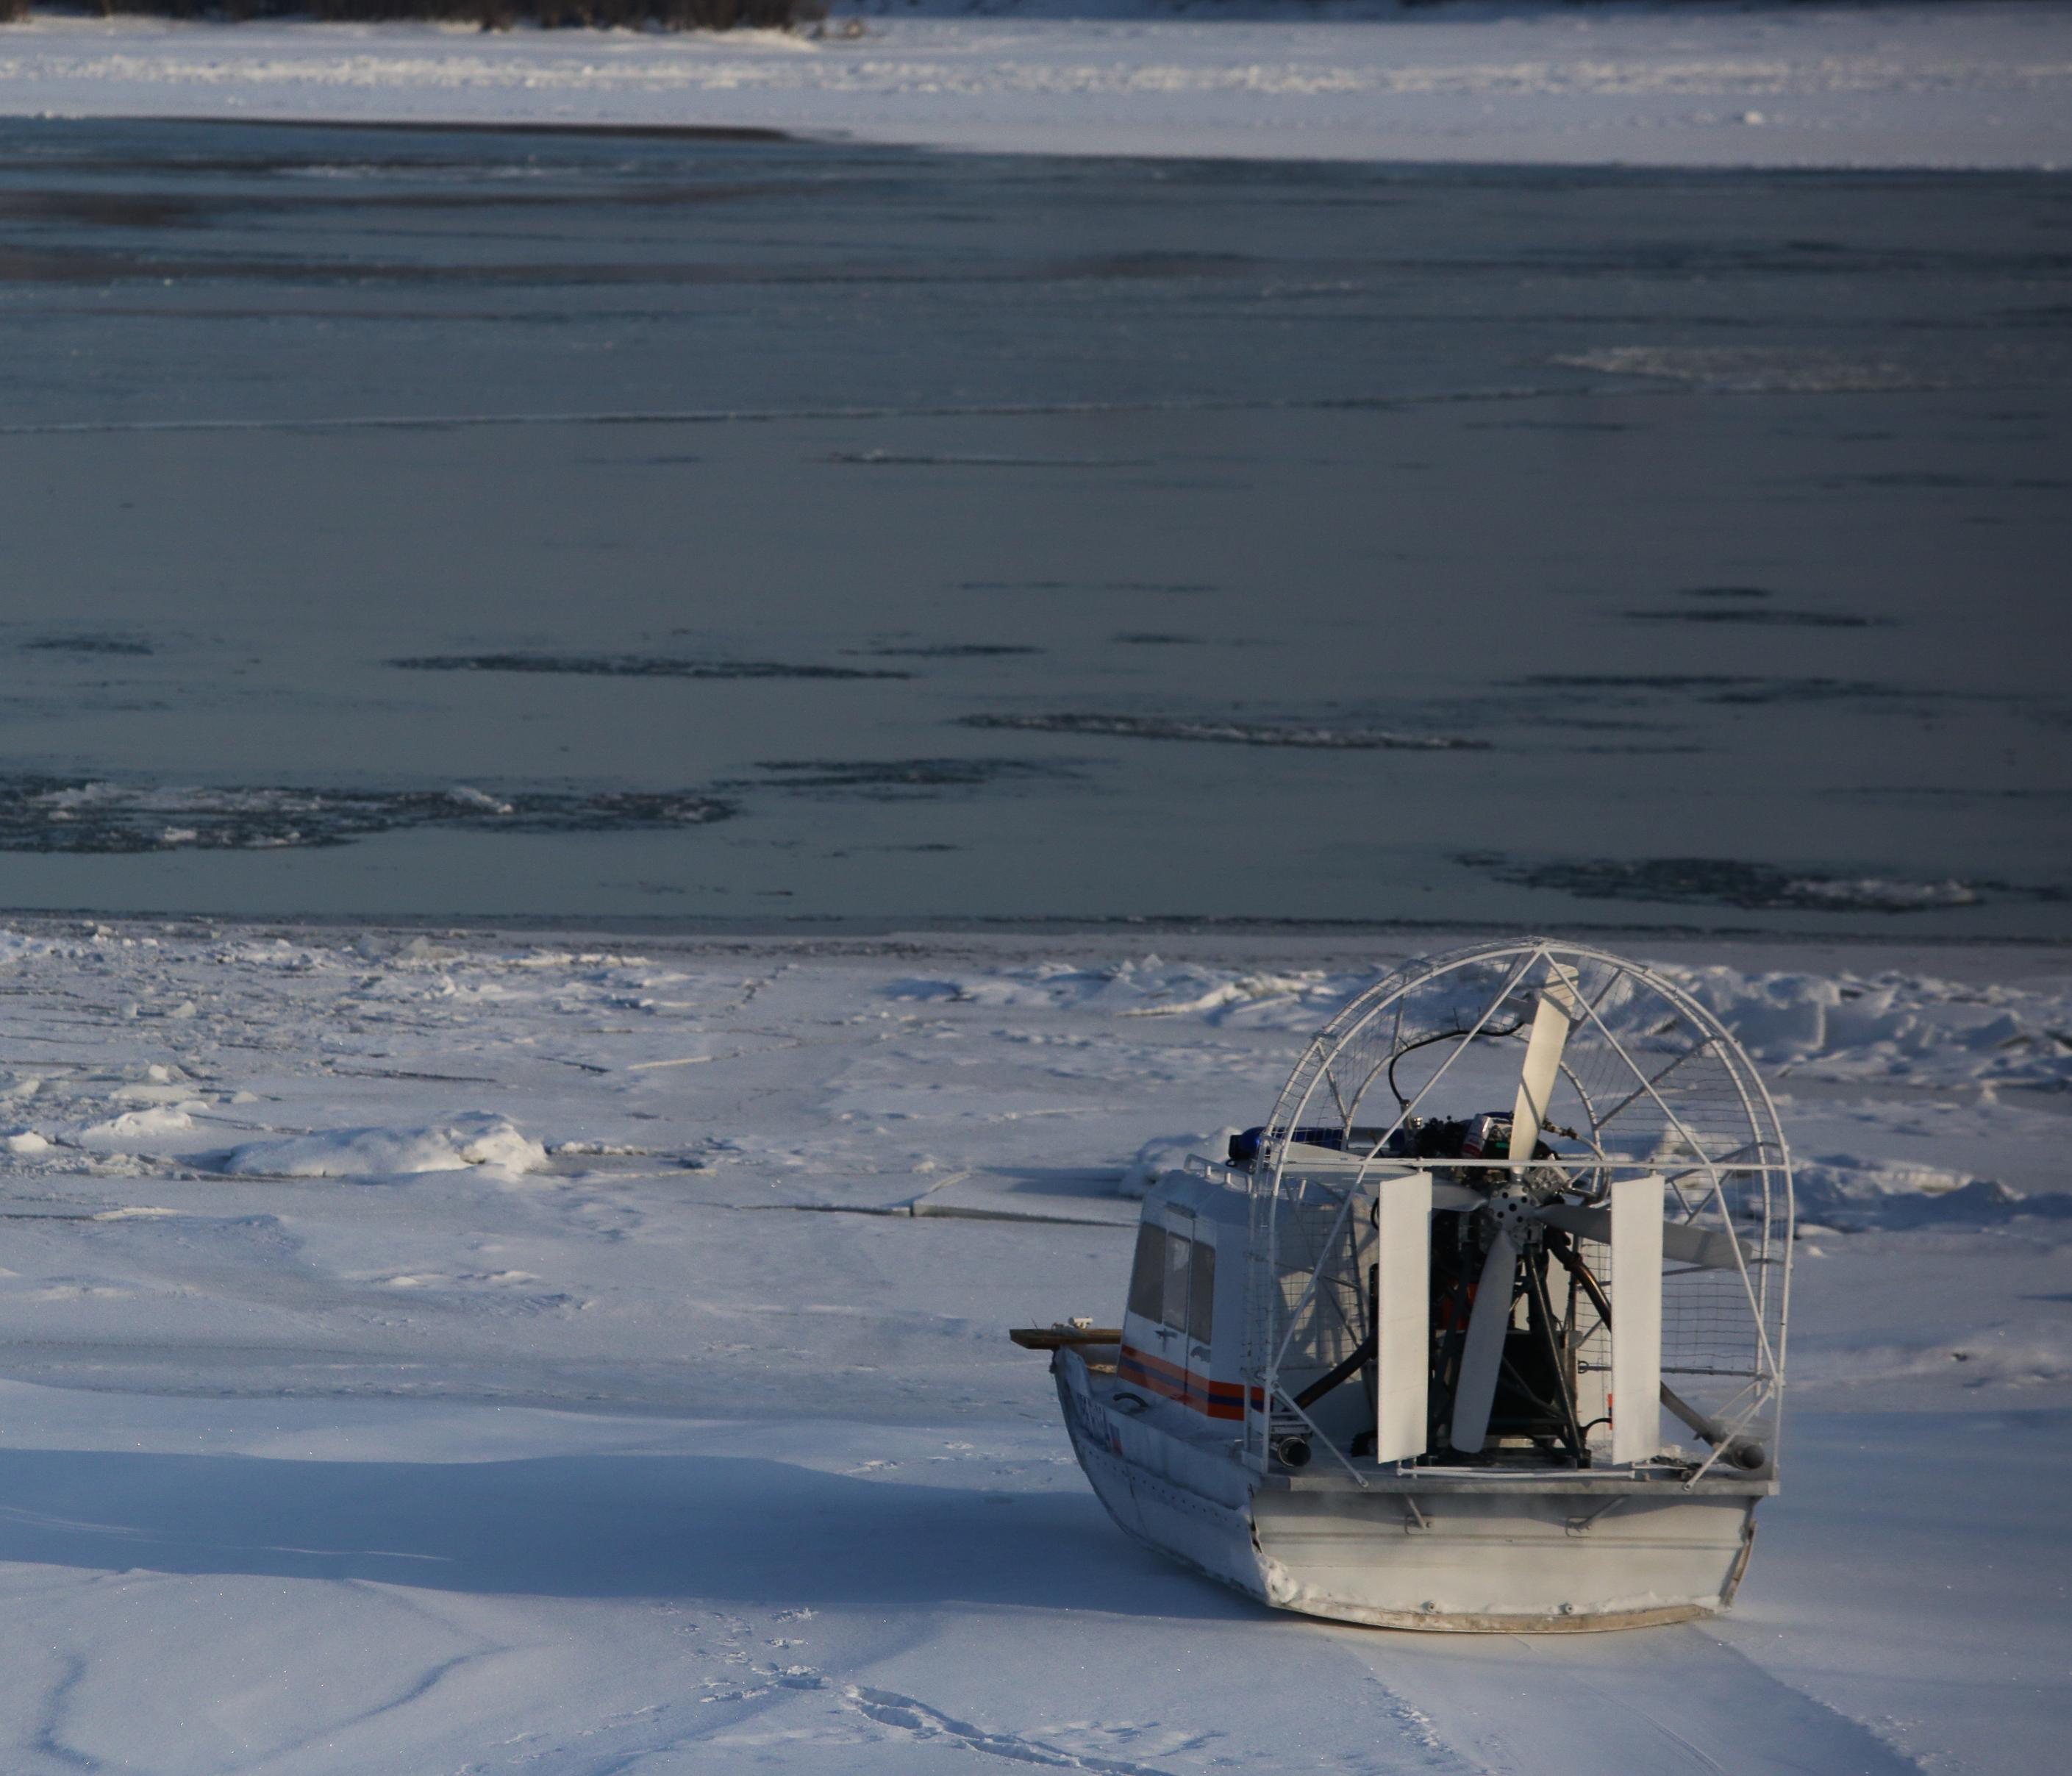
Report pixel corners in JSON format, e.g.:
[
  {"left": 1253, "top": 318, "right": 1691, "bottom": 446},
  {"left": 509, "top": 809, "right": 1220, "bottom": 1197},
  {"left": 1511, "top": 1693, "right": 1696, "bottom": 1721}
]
[
  {"left": 221, "top": 1112, "right": 549, "bottom": 1178},
  {"left": 1796, "top": 1155, "right": 2072, "bottom": 1232},
  {"left": 888, "top": 955, "right": 2072, "bottom": 1091},
  {"left": 882, "top": 953, "right": 2072, "bottom": 1232},
  {"left": 888, "top": 956, "right": 1383, "bottom": 1026},
  {"left": 1668, "top": 966, "right": 2072, "bottom": 1090},
  {"left": 4, "top": 4, "right": 2070, "bottom": 166},
  {"left": 66, "top": 1103, "right": 202, "bottom": 1150},
  {"left": 1118, "top": 1126, "right": 1241, "bottom": 1197}
]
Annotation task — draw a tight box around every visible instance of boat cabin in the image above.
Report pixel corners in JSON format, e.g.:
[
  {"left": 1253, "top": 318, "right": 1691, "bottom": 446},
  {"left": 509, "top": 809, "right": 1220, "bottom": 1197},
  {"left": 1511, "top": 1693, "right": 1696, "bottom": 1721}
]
[{"left": 1118, "top": 1168, "right": 1251, "bottom": 1424}]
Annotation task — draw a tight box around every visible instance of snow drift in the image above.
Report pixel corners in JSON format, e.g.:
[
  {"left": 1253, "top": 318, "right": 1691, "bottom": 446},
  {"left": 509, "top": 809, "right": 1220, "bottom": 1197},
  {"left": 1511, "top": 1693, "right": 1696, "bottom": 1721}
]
[{"left": 221, "top": 1112, "right": 549, "bottom": 1178}]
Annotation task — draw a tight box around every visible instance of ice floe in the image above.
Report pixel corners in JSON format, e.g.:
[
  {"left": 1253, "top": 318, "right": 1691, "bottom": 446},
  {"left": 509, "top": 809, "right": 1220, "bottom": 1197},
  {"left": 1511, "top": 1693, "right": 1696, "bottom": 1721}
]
[
  {"left": 0, "top": 775, "right": 735, "bottom": 853},
  {"left": 958, "top": 713, "right": 1485, "bottom": 750}
]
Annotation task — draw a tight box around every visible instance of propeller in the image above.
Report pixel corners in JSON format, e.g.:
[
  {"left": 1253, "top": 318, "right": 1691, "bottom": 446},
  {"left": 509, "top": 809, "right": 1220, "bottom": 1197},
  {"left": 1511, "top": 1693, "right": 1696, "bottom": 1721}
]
[{"left": 1448, "top": 965, "right": 1577, "bottom": 1452}]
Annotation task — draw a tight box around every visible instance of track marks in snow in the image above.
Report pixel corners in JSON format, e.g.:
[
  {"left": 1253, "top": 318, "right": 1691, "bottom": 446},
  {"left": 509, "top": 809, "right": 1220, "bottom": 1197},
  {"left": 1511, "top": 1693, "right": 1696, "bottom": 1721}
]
[
  {"left": 29, "top": 1652, "right": 100, "bottom": 1773},
  {"left": 1579, "top": 1688, "right": 1730, "bottom": 1776},
  {"left": 1350, "top": 1624, "right": 1932, "bottom": 1776},
  {"left": 842, "top": 1686, "right": 1182, "bottom": 1775},
  {"left": 1340, "top": 1666, "right": 1488, "bottom": 1776},
  {"left": 1560, "top": 1634, "right": 1932, "bottom": 1776},
  {"left": 342, "top": 1647, "right": 491, "bottom": 1731}
]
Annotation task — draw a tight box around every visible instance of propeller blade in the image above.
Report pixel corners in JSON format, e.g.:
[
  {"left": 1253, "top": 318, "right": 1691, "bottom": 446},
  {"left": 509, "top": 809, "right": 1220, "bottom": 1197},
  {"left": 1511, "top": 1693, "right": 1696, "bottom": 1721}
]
[
  {"left": 1662, "top": 1222, "right": 1749, "bottom": 1270},
  {"left": 1448, "top": 1230, "right": 1516, "bottom": 1452},
  {"left": 1535, "top": 1200, "right": 1746, "bottom": 1270},
  {"left": 1510, "top": 963, "right": 1581, "bottom": 1162},
  {"left": 1535, "top": 1201, "right": 1610, "bottom": 1245}
]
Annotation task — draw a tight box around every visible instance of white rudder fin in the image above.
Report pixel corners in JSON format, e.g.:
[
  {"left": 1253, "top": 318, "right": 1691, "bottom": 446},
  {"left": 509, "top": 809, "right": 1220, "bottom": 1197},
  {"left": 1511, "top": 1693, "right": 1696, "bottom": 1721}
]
[
  {"left": 1373, "top": 1171, "right": 1431, "bottom": 1463},
  {"left": 1610, "top": 1173, "right": 1664, "bottom": 1466}
]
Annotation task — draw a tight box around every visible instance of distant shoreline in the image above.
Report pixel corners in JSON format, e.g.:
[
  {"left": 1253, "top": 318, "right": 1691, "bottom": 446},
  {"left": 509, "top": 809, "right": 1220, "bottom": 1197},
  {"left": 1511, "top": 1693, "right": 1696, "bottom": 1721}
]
[{"left": 6, "top": 5, "right": 2069, "bottom": 168}]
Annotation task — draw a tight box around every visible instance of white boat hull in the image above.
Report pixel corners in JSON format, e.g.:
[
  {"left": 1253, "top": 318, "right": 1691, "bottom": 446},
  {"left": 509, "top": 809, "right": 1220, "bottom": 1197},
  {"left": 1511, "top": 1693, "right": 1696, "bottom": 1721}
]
[{"left": 1057, "top": 1349, "right": 1762, "bottom": 1633}]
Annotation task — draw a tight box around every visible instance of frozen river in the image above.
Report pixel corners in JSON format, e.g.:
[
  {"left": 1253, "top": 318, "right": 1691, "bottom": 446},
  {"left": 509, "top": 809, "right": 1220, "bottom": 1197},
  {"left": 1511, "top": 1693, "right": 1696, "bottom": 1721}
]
[
  {"left": 0, "top": 918, "right": 2064, "bottom": 1771},
  {"left": 1, "top": 118, "right": 2065, "bottom": 935}
]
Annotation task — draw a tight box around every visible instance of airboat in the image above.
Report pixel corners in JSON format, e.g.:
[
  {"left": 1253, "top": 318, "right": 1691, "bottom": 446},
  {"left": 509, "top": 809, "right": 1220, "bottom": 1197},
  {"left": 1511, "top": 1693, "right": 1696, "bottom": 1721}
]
[{"left": 1012, "top": 939, "right": 1792, "bottom": 1632}]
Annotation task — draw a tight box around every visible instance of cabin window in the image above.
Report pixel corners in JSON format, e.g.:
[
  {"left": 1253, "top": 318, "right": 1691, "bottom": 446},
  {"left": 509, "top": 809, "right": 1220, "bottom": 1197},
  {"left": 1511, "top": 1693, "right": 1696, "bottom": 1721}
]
[
  {"left": 1187, "top": 1238, "right": 1216, "bottom": 1345},
  {"left": 1161, "top": 1226, "right": 1193, "bottom": 1333},
  {"left": 1127, "top": 1223, "right": 1166, "bottom": 1323}
]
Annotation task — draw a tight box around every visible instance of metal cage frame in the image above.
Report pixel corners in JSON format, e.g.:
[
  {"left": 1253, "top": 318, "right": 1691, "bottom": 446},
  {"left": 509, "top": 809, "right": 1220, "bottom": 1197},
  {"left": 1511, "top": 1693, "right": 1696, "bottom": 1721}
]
[{"left": 1240, "top": 938, "right": 1793, "bottom": 1486}]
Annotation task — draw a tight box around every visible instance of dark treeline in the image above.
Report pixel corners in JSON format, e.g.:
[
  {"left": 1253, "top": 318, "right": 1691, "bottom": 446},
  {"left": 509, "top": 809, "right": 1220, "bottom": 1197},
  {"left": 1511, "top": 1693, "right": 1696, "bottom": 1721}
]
[{"left": 0, "top": 0, "right": 808, "bottom": 26}]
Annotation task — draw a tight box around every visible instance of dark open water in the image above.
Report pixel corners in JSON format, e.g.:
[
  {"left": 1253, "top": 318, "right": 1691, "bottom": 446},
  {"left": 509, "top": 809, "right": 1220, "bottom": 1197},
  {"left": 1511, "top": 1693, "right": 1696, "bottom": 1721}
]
[{"left": 0, "top": 120, "right": 2065, "bottom": 935}]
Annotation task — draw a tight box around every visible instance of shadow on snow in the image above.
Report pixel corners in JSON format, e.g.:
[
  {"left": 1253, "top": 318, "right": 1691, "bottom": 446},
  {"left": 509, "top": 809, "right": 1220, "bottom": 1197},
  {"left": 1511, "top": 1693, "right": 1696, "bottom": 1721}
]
[{"left": 0, "top": 1448, "right": 1252, "bottom": 1619}]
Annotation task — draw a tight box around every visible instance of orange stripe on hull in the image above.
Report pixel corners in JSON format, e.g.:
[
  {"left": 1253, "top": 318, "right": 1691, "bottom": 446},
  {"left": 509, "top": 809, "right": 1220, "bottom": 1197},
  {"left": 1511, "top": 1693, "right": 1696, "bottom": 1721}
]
[{"left": 1117, "top": 1343, "right": 1261, "bottom": 1421}]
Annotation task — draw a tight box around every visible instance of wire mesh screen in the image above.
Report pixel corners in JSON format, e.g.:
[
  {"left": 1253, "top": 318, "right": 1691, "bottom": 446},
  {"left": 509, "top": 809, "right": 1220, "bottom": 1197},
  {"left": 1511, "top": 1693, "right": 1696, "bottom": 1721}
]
[
  {"left": 1248, "top": 939, "right": 1791, "bottom": 1473},
  {"left": 1245, "top": 1177, "right": 1371, "bottom": 1457}
]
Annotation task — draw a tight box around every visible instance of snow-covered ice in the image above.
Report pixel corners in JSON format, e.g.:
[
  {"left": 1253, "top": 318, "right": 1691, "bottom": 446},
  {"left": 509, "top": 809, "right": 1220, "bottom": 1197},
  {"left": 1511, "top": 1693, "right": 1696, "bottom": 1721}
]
[
  {"left": 4, "top": 2, "right": 2071, "bottom": 165},
  {"left": 0, "top": 918, "right": 2064, "bottom": 1769}
]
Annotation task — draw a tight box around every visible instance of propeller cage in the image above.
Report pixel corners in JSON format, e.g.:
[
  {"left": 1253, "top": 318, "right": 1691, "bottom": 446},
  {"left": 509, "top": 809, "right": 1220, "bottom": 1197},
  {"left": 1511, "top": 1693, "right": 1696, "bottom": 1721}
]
[{"left": 1237, "top": 939, "right": 1793, "bottom": 1484}]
